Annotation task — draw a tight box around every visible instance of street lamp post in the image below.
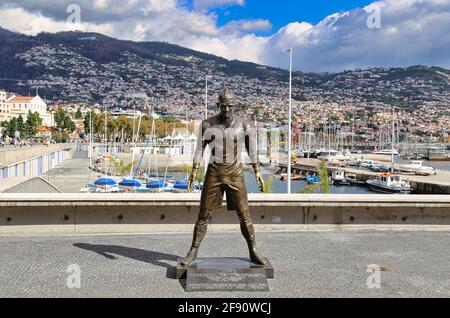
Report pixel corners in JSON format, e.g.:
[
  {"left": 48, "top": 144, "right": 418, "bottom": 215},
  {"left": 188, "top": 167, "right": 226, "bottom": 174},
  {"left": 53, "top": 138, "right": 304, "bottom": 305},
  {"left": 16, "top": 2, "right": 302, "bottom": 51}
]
[
  {"left": 391, "top": 106, "right": 395, "bottom": 173},
  {"left": 286, "top": 48, "right": 293, "bottom": 194},
  {"left": 205, "top": 75, "right": 212, "bottom": 120},
  {"left": 204, "top": 75, "right": 212, "bottom": 174},
  {"left": 104, "top": 104, "right": 107, "bottom": 175}
]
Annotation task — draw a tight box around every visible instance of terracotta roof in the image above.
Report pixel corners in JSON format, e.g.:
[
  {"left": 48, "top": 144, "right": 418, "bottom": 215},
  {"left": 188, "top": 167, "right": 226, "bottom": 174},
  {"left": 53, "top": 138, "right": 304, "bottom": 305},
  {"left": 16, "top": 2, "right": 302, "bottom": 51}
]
[
  {"left": 9, "top": 96, "right": 34, "bottom": 103},
  {"left": 37, "top": 125, "right": 51, "bottom": 132}
]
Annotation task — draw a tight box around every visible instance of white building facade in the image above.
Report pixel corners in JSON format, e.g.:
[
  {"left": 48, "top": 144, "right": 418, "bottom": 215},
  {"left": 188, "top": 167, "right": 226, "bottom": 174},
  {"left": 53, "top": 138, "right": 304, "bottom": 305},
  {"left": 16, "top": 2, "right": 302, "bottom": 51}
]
[
  {"left": 0, "top": 90, "right": 54, "bottom": 126},
  {"left": 0, "top": 90, "right": 7, "bottom": 121}
]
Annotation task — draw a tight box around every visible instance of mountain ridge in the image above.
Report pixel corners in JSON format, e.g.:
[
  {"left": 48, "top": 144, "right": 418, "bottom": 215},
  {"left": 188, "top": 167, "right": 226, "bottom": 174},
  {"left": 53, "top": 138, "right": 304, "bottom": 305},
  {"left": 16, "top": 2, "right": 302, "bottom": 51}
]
[{"left": 0, "top": 27, "right": 449, "bottom": 116}]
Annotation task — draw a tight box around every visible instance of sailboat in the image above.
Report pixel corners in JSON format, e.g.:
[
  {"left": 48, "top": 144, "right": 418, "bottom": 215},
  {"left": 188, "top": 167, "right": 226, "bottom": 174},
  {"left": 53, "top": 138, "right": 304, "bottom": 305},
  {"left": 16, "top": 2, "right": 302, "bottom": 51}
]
[{"left": 367, "top": 106, "right": 412, "bottom": 194}]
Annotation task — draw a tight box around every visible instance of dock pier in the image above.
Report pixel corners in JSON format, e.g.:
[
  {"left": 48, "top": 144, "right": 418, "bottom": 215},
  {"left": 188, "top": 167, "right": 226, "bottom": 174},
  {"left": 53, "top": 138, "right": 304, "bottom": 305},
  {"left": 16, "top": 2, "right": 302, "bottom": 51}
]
[{"left": 277, "top": 160, "right": 450, "bottom": 194}]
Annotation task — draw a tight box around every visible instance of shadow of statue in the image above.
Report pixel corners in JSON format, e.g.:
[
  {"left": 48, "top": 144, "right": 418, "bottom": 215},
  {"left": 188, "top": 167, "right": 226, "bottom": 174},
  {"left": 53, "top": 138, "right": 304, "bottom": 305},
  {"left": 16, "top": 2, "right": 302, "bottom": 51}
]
[{"left": 73, "top": 243, "right": 180, "bottom": 279}]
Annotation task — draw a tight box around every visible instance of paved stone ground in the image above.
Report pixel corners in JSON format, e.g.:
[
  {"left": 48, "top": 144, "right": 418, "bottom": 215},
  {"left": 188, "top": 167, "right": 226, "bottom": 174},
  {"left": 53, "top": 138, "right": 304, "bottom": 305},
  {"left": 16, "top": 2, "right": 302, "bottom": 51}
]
[{"left": 0, "top": 231, "right": 449, "bottom": 298}]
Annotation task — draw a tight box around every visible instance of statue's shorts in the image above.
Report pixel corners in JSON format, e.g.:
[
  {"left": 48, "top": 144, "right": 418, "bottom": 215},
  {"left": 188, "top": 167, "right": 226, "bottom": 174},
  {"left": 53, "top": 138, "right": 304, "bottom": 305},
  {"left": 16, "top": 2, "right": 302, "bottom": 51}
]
[{"left": 199, "top": 163, "right": 249, "bottom": 212}]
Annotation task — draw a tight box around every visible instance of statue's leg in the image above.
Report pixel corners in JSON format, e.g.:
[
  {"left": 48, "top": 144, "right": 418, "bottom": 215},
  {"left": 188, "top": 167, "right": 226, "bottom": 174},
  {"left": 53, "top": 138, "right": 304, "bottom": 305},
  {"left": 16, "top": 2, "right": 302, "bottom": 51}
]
[
  {"left": 180, "top": 208, "right": 212, "bottom": 266},
  {"left": 236, "top": 209, "right": 267, "bottom": 265}
]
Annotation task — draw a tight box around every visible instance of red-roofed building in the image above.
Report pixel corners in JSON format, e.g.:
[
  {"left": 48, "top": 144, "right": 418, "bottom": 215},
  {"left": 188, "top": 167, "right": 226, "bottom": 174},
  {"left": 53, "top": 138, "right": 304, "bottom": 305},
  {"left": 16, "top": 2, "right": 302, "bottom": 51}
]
[
  {"left": 9, "top": 96, "right": 34, "bottom": 103},
  {"left": 0, "top": 90, "right": 54, "bottom": 126}
]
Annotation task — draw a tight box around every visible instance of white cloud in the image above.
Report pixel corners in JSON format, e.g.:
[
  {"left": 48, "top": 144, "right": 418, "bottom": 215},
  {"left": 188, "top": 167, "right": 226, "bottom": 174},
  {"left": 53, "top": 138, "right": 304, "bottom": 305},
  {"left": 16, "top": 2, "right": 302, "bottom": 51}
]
[
  {"left": 222, "top": 19, "right": 272, "bottom": 34},
  {"left": 1, "top": 0, "right": 450, "bottom": 71},
  {"left": 0, "top": 0, "right": 177, "bottom": 23},
  {"left": 0, "top": 7, "right": 114, "bottom": 35},
  {"left": 263, "top": 0, "right": 450, "bottom": 71},
  {"left": 189, "top": 34, "right": 268, "bottom": 63}
]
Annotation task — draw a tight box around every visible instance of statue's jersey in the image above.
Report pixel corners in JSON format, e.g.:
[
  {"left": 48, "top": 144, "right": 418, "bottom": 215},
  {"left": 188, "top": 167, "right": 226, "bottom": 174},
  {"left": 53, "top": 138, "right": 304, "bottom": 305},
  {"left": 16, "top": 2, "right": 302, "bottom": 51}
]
[
  {"left": 194, "top": 115, "right": 256, "bottom": 170},
  {"left": 193, "top": 114, "right": 257, "bottom": 211}
]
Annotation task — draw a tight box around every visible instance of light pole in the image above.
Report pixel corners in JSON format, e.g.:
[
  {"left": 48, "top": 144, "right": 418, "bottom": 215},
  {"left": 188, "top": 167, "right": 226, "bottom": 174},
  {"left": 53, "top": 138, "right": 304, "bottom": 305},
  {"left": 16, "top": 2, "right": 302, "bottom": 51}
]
[
  {"left": 286, "top": 48, "right": 293, "bottom": 194},
  {"left": 89, "top": 105, "right": 93, "bottom": 169},
  {"left": 204, "top": 75, "right": 212, "bottom": 174},
  {"left": 104, "top": 104, "right": 107, "bottom": 175},
  {"left": 205, "top": 75, "right": 212, "bottom": 120},
  {"left": 391, "top": 106, "right": 395, "bottom": 173}
]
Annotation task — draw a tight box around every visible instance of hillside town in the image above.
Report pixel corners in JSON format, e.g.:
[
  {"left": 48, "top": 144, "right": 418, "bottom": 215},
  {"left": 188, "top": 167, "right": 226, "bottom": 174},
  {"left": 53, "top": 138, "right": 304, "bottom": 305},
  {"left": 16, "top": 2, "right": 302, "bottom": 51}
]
[
  {"left": 11, "top": 43, "right": 448, "bottom": 144},
  {"left": 0, "top": 36, "right": 446, "bottom": 148}
]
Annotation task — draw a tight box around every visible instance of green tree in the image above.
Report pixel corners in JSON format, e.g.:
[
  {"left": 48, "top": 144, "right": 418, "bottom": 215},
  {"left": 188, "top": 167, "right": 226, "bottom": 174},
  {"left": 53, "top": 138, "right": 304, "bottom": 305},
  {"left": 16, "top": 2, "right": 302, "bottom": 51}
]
[
  {"left": 262, "top": 175, "right": 274, "bottom": 194},
  {"left": 17, "top": 115, "right": 25, "bottom": 138},
  {"left": 318, "top": 160, "right": 331, "bottom": 194},
  {"left": 75, "top": 109, "right": 83, "bottom": 119},
  {"left": 6, "top": 118, "right": 17, "bottom": 138},
  {"left": 299, "top": 183, "right": 321, "bottom": 194},
  {"left": 64, "top": 116, "right": 76, "bottom": 132},
  {"left": 180, "top": 165, "right": 206, "bottom": 183},
  {"left": 25, "top": 111, "right": 43, "bottom": 138},
  {"left": 52, "top": 132, "right": 69, "bottom": 143},
  {"left": 54, "top": 109, "right": 76, "bottom": 133},
  {"left": 54, "top": 109, "right": 66, "bottom": 130},
  {"left": 112, "top": 159, "right": 139, "bottom": 177},
  {"left": 298, "top": 161, "right": 330, "bottom": 194}
]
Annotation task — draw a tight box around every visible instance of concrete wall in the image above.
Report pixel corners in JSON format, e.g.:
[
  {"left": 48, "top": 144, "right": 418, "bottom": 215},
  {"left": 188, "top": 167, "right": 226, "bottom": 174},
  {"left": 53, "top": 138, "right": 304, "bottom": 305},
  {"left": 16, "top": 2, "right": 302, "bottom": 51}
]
[
  {"left": 0, "top": 194, "right": 449, "bottom": 234},
  {"left": 0, "top": 147, "right": 74, "bottom": 180},
  {"left": 0, "top": 144, "right": 74, "bottom": 166}
]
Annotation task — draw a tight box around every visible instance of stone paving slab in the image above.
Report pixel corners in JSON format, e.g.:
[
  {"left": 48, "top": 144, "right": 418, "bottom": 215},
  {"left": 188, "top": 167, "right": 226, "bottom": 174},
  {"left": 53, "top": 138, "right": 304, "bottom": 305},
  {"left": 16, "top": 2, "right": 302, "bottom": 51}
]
[{"left": 0, "top": 231, "right": 449, "bottom": 298}]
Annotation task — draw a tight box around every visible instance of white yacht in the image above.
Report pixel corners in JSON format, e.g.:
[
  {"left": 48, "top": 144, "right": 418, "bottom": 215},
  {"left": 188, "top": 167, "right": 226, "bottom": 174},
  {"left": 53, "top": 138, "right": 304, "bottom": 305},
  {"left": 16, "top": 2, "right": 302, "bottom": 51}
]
[
  {"left": 396, "top": 161, "right": 436, "bottom": 176},
  {"left": 366, "top": 173, "right": 412, "bottom": 194}
]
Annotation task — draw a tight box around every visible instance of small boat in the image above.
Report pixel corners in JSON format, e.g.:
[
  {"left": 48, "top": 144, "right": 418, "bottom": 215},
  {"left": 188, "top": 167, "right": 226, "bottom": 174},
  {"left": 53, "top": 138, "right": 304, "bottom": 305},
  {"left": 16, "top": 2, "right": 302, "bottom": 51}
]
[
  {"left": 280, "top": 174, "right": 304, "bottom": 181},
  {"left": 346, "top": 173, "right": 367, "bottom": 186},
  {"left": 305, "top": 175, "right": 321, "bottom": 184},
  {"left": 331, "top": 170, "right": 351, "bottom": 186},
  {"left": 366, "top": 173, "right": 412, "bottom": 194},
  {"left": 172, "top": 180, "right": 201, "bottom": 193},
  {"left": 374, "top": 149, "right": 400, "bottom": 156},
  {"left": 119, "top": 179, "right": 142, "bottom": 187},
  {"left": 119, "top": 179, "right": 143, "bottom": 192},
  {"left": 82, "top": 178, "right": 123, "bottom": 193},
  {"left": 359, "top": 160, "right": 379, "bottom": 170},
  {"left": 317, "top": 149, "right": 338, "bottom": 159},
  {"left": 326, "top": 157, "right": 347, "bottom": 167},
  {"left": 145, "top": 180, "right": 174, "bottom": 193},
  {"left": 347, "top": 159, "right": 361, "bottom": 167},
  {"left": 94, "top": 178, "right": 117, "bottom": 186},
  {"left": 148, "top": 174, "right": 176, "bottom": 183},
  {"left": 85, "top": 182, "right": 123, "bottom": 193},
  {"left": 371, "top": 165, "right": 391, "bottom": 173},
  {"left": 397, "top": 161, "right": 436, "bottom": 176}
]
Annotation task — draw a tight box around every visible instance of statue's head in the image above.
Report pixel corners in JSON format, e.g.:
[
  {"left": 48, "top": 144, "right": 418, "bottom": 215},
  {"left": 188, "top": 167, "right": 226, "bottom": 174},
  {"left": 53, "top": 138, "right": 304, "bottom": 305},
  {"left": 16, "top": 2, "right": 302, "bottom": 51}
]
[{"left": 217, "top": 88, "right": 235, "bottom": 120}]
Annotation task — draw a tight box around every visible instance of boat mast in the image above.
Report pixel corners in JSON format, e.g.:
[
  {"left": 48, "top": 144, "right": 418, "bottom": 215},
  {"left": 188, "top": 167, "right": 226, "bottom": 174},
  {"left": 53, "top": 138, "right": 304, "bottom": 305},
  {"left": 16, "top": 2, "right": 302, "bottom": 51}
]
[
  {"left": 352, "top": 113, "right": 355, "bottom": 151},
  {"left": 391, "top": 106, "right": 395, "bottom": 173}
]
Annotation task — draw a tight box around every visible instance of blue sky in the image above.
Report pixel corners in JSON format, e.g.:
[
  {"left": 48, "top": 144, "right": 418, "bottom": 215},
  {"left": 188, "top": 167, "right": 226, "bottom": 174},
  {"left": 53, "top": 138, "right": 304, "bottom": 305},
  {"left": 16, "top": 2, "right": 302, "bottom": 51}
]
[{"left": 1, "top": 0, "right": 449, "bottom": 71}]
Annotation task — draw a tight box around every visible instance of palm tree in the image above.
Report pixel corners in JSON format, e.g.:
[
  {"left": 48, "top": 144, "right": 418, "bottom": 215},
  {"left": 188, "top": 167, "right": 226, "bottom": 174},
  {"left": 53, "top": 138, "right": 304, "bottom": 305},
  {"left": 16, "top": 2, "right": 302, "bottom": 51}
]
[
  {"left": 112, "top": 158, "right": 139, "bottom": 177},
  {"left": 262, "top": 175, "right": 274, "bottom": 193},
  {"left": 299, "top": 160, "right": 330, "bottom": 194}
]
